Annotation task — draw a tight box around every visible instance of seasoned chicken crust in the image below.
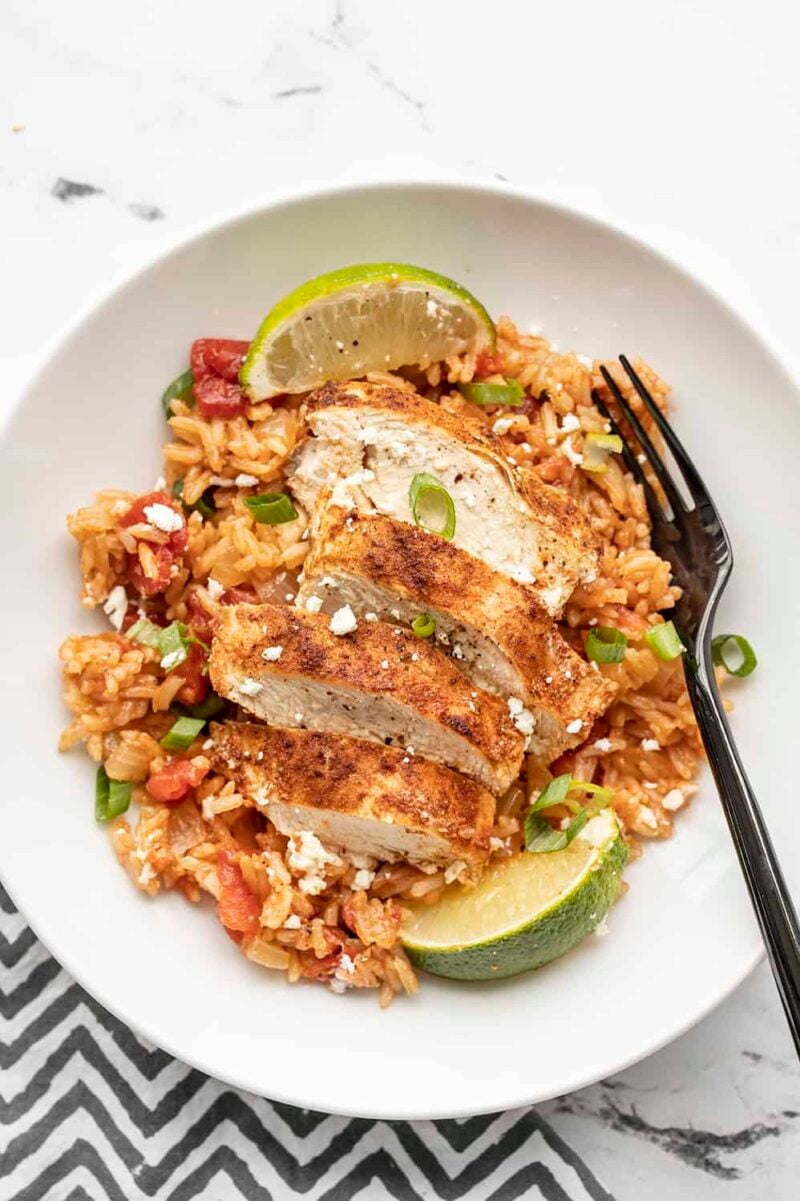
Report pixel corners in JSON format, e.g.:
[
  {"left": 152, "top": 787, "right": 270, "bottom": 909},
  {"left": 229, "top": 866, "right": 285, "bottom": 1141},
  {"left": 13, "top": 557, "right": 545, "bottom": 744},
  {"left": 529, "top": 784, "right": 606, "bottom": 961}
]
[
  {"left": 209, "top": 602, "right": 525, "bottom": 794},
  {"left": 209, "top": 721, "right": 495, "bottom": 878}
]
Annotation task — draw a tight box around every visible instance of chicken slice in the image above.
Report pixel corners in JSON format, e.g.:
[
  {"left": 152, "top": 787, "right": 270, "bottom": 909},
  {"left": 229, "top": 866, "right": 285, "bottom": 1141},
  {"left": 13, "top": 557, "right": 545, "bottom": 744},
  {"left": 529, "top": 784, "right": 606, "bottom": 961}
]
[
  {"left": 208, "top": 721, "right": 495, "bottom": 879},
  {"left": 209, "top": 602, "right": 524, "bottom": 795},
  {"left": 288, "top": 379, "right": 598, "bottom": 614},
  {"left": 299, "top": 503, "right": 616, "bottom": 760}
]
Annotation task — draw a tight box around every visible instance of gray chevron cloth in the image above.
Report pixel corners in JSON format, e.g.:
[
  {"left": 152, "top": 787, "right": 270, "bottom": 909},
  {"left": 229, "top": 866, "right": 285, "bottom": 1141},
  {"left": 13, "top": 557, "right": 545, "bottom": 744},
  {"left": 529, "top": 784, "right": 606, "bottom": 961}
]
[{"left": 1, "top": 882, "right": 615, "bottom": 1201}]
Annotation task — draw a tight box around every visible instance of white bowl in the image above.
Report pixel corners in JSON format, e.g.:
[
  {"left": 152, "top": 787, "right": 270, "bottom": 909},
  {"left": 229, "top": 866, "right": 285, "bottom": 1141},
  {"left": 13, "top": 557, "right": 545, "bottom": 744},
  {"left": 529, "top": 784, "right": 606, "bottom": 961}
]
[{"left": 1, "top": 181, "right": 798, "bottom": 1119}]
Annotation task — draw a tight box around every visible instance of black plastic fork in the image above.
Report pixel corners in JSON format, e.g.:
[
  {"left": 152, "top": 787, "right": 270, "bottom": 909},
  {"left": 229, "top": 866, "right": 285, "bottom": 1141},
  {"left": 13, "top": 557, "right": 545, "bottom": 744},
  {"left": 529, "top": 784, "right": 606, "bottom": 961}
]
[{"left": 593, "top": 357, "right": 800, "bottom": 1056}]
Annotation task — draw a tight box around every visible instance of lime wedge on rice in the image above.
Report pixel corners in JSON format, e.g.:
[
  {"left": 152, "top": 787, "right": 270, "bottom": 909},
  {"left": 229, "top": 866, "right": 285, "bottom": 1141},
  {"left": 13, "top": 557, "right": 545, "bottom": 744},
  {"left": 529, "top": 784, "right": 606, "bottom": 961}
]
[
  {"left": 401, "top": 809, "right": 627, "bottom": 981},
  {"left": 240, "top": 262, "right": 495, "bottom": 399}
]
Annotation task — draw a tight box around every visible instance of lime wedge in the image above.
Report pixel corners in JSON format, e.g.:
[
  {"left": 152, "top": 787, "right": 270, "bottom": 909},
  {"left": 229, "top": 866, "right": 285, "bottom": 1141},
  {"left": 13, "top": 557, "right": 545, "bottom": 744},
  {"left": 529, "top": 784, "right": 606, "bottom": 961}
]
[
  {"left": 240, "top": 262, "right": 495, "bottom": 399},
  {"left": 401, "top": 809, "right": 627, "bottom": 981}
]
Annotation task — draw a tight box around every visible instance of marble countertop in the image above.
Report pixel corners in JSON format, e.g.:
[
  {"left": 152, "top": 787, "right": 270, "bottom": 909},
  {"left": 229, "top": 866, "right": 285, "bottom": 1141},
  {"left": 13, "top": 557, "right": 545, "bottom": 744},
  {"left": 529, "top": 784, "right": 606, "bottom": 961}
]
[{"left": 2, "top": 1, "right": 799, "bottom": 1195}]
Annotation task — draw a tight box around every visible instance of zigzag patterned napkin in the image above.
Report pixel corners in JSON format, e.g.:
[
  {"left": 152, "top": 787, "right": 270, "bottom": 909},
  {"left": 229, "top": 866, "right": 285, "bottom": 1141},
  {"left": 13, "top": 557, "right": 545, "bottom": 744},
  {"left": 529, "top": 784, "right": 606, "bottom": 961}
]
[{"left": 1, "top": 882, "right": 614, "bottom": 1200}]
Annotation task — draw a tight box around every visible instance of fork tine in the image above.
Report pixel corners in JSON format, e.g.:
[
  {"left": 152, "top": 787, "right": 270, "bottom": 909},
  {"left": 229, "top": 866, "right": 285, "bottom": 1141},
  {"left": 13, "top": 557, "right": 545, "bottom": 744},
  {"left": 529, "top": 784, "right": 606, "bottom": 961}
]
[
  {"left": 618, "top": 355, "right": 708, "bottom": 501},
  {"left": 599, "top": 365, "right": 688, "bottom": 516},
  {"left": 590, "top": 389, "right": 664, "bottom": 512}
]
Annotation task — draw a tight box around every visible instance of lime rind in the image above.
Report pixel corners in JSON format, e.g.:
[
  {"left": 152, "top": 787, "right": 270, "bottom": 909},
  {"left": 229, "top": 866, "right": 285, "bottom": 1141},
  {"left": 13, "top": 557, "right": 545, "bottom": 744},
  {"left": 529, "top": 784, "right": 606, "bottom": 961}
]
[
  {"left": 402, "top": 810, "right": 627, "bottom": 982},
  {"left": 240, "top": 262, "right": 495, "bottom": 399}
]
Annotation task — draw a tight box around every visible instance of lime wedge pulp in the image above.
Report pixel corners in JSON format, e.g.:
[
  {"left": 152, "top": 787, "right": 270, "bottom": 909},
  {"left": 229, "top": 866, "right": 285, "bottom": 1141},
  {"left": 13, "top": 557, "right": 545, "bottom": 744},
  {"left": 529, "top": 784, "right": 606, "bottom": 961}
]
[
  {"left": 401, "top": 809, "right": 628, "bottom": 981},
  {"left": 240, "top": 262, "right": 495, "bottom": 399}
]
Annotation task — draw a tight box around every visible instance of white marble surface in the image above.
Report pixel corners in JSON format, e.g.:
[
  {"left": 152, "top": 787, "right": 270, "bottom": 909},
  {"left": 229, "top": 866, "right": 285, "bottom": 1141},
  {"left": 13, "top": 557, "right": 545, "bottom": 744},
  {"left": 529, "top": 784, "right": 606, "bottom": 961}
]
[{"left": 2, "top": 0, "right": 799, "bottom": 1194}]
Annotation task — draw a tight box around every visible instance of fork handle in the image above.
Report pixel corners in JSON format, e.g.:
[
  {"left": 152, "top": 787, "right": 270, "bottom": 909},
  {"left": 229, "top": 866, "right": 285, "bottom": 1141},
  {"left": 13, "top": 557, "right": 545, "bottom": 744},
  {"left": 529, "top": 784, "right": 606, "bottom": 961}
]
[{"left": 685, "top": 660, "right": 800, "bottom": 1055}]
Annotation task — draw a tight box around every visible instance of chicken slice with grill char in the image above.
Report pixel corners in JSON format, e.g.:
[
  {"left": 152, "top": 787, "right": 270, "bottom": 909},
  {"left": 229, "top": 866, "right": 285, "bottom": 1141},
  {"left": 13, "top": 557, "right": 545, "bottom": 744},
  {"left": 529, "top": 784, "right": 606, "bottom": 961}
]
[
  {"left": 288, "top": 380, "right": 598, "bottom": 615},
  {"left": 298, "top": 503, "right": 616, "bottom": 760},
  {"left": 208, "top": 721, "right": 495, "bottom": 880},
  {"left": 209, "top": 602, "right": 525, "bottom": 795}
]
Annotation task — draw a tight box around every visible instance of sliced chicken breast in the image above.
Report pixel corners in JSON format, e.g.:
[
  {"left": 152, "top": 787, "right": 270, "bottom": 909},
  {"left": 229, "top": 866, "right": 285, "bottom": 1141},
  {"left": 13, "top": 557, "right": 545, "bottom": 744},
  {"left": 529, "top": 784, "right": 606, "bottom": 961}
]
[
  {"left": 299, "top": 503, "right": 616, "bottom": 760},
  {"left": 209, "top": 602, "right": 524, "bottom": 795},
  {"left": 208, "top": 721, "right": 495, "bottom": 879},
  {"left": 288, "top": 379, "right": 598, "bottom": 614}
]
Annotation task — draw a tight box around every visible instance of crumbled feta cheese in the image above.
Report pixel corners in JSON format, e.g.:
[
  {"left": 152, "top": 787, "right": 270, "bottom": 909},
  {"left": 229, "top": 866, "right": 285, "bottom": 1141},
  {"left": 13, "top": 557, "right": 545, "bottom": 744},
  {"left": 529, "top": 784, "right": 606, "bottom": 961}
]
[
  {"left": 329, "top": 605, "right": 357, "bottom": 636},
  {"left": 339, "top": 952, "right": 357, "bottom": 975},
  {"left": 462, "top": 490, "right": 477, "bottom": 509},
  {"left": 559, "top": 412, "right": 581, "bottom": 434},
  {"left": 160, "top": 650, "right": 183, "bottom": 671},
  {"left": 202, "top": 738, "right": 215, "bottom": 751},
  {"left": 154, "top": 475, "right": 166, "bottom": 490},
  {"left": 209, "top": 475, "right": 237, "bottom": 487},
  {"left": 329, "top": 978, "right": 348, "bottom": 994},
  {"left": 364, "top": 611, "right": 378, "bottom": 622},
  {"left": 644, "top": 781, "right": 658, "bottom": 790},
  {"left": 544, "top": 675, "right": 553, "bottom": 685},
  {"left": 352, "top": 868, "right": 375, "bottom": 890},
  {"left": 451, "top": 644, "right": 465, "bottom": 660},
  {"left": 493, "top": 417, "right": 514, "bottom": 435},
  {"left": 234, "top": 473, "right": 259, "bottom": 487},
  {"left": 262, "top": 645, "right": 283, "bottom": 661},
  {"left": 102, "top": 585, "right": 127, "bottom": 632},
  {"left": 287, "top": 831, "right": 341, "bottom": 896},
  {"left": 565, "top": 718, "right": 583, "bottom": 735},
  {"left": 507, "top": 697, "right": 535, "bottom": 737},
  {"left": 335, "top": 339, "right": 344, "bottom": 351},
  {"left": 662, "top": 788, "right": 685, "bottom": 811},
  {"left": 138, "top": 861, "right": 157, "bottom": 886},
  {"left": 143, "top": 502, "right": 184, "bottom": 533},
  {"left": 283, "top": 914, "right": 302, "bottom": 929},
  {"left": 562, "top": 436, "right": 583, "bottom": 467},
  {"left": 509, "top": 564, "right": 535, "bottom": 585},
  {"left": 256, "top": 751, "right": 264, "bottom": 762},
  {"left": 304, "top": 595, "right": 323, "bottom": 614},
  {"left": 294, "top": 712, "right": 304, "bottom": 723},
  {"left": 380, "top": 659, "right": 389, "bottom": 670},
  {"left": 239, "top": 677, "right": 263, "bottom": 697},
  {"left": 405, "top": 746, "right": 415, "bottom": 755},
  {"left": 207, "top": 577, "right": 225, "bottom": 601},
  {"left": 593, "top": 738, "right": 612, "bottom": 752},
  {"left": 638, "top": 805, "right": 658, "bottom": 830},
  {"left": 641, "top": 738, "right": 660, "bottom": 751},
  {"left": 576, "top": 353, "right": 594, "bottom": 370}
]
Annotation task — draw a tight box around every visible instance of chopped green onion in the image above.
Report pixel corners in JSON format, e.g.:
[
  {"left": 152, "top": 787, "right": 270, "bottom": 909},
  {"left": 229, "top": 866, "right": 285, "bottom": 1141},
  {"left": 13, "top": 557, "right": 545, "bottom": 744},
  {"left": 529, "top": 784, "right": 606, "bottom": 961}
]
[
  {"left": 570, "top": 779, "right": 614, "bottom": 808},
  {"left": 524, "top": 774, "right": 612, "bottom": 853},
  {"left": 160, "top": 715, "right": 206, "bottom": 751},
  {"left": 95, "top": 766, "right": 131, "bottom": 822},
  {"left": 127, "top": 618, "right": 163, "bottom": 649},
  {"left": 129, "top": 619, "right": 199, "bottom": 672},
  {"left": 582, "top": 432, "right": 623, "bottom": 474},
  {"left": 173, "top": 478, "right": 215, "bottom": 520},
  {"left": 172, "top": 692, "right": 227, "bottom": 720},
  {"left": 244, "top": 492, "right": 298, "bottom": 525},
  {"left": 645, "top": 620, "right": 685, "bottom": 661},
  {"left": 585, "top": 625, "right": 627, "bottom": 664},
  {"left": 409, "top": 473, "right": 456, "bottom": 541},
  {"left": 459, "top": 379, "right": 525, "bottom": 408},
  {"left": 157, "top": 621, "right": 193, "bottom": 671},
  {"left": 528, "top": 773, "right": 573, "bottom": 814},
  {"left": 412, "top": 613, "right": 436, "bottom": 638},
  {"left": 711, "top": 633, "right": 757, "bottom": 678},
  {"left": 161, "top": 368, "right": 194, "bottom": 418},
  {"left": 525, "top": 808, "right": 588, "bottom": 854}
]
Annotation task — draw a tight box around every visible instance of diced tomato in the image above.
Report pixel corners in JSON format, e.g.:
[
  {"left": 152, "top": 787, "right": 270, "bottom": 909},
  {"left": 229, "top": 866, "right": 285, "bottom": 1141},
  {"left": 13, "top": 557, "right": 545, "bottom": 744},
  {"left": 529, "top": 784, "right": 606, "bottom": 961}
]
[
  {"left": 221, "top": 583, "right": 258, "bottom": 606},
  {"left": 146, "top": 757, "right": 210, "bottom": 804},
  {"left": 225, "top": 926, "right": 244, "bottom": 946},
  {"left": 120, "top": 491, "right": 188, "bottom": 554},
  {"left": 216, "top": 849, "right": 261, "bottom": 936},
  {"left": 120, "top": 491, "right": 188, "bottom": 597},
  {"left": 173, "top": 642, "right": 210, "bottom": 706},
  {"left": 185, "top": 590, "right": 215, "bottom": 643},
  {"left": 194, "top": 376, "right": 248, "bottom": 420},
  {"left": 299, "top": 951, "right": 341, "bottom": 980},
  {"left": 191, "top": 339, "right": 250, "bottom": 383},
  {"left": 128, "top": 543, "right": 174, "bottom": 597},
  {"left": 475, "top": 348, "right": 505, "bottom": 377}
]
